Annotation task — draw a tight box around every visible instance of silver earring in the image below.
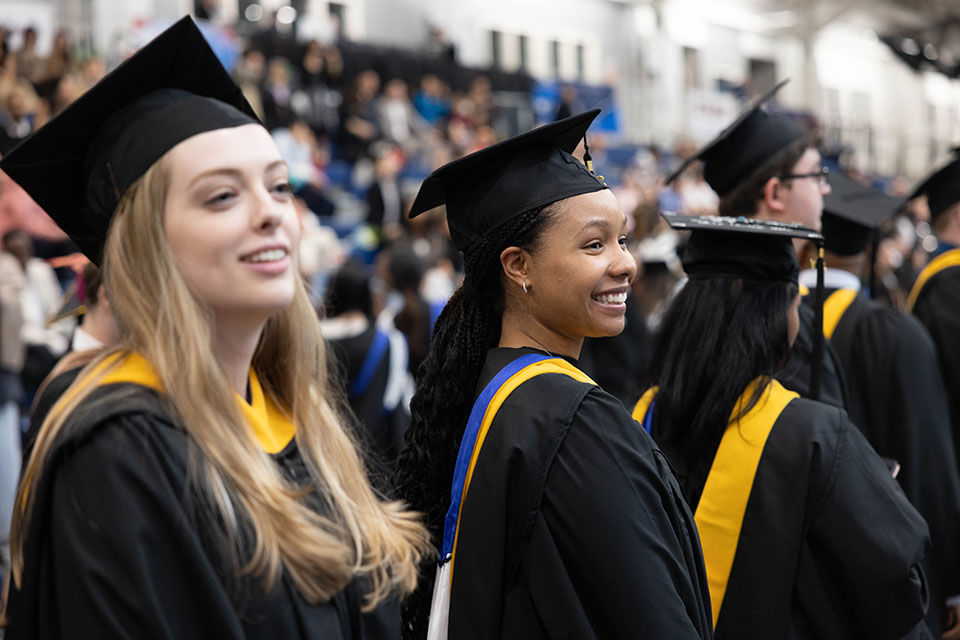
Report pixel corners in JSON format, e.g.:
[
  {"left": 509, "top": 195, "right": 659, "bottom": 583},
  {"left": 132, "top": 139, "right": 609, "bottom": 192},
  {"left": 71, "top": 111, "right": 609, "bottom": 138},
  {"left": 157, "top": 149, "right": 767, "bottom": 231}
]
[{"left": 522, "top": 281, "right": 528, "bottom": 294}]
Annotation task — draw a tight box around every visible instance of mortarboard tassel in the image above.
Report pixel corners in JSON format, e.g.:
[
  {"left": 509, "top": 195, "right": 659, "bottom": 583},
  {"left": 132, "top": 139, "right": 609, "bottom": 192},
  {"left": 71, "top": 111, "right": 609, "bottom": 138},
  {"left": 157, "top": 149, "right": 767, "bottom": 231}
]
[{"left": 868, "top": 233, "right": 879, "bottom": 299}]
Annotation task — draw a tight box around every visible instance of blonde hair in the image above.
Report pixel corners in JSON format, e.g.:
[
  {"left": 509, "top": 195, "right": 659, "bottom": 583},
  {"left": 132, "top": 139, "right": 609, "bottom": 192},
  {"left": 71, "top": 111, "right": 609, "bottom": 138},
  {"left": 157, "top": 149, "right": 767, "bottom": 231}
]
[{"left": 13, "top": 153, "right": 430, "bottom": 608}]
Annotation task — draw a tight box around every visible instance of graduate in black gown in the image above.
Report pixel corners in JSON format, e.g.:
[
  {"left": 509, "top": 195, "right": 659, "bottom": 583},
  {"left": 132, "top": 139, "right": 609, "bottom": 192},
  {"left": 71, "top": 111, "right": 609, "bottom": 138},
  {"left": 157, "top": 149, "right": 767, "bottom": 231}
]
[
  {"left": 907, "top": 154, "right": 960, "bottom": 488},
  {"left": 1, "top": 18, "right": 430, "bottom": 639},
  {"left": 665, "top": 80, "right": 848, "bottom": 408},
  {"left": 322, "top": 261, "right": 411, "bottom": 462},
  {"left": 395, "top": 111, "right": 712, "bottom": 639},
  {"left": 634, "top": 213, "right": 931, "bottom": 639},
  {"left": 805, "top": 173, "right": 960, "bottom": 637}
]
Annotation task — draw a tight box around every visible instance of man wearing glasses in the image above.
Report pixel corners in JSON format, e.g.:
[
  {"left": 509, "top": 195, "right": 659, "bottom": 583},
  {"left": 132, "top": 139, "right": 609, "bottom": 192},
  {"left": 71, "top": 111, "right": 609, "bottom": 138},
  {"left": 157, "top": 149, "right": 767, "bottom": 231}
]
[{"left": 665, "top": 80, "right": 845, "bottom": 409}]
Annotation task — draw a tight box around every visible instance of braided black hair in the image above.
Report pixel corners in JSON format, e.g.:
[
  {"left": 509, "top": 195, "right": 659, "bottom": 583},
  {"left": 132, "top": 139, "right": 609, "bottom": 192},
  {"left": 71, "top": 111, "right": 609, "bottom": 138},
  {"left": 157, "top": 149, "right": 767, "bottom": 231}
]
[{"left": 394, "top": 204, "right": 553, "bottom": 639}]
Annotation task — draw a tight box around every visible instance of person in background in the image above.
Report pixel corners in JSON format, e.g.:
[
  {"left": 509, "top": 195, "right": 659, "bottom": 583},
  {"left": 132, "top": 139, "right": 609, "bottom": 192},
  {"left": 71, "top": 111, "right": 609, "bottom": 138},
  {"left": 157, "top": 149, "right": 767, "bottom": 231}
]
[
  {"left": 664, "top": 80, "right": 847, "bottom": 411},
  {"left": 805, "top": 173, "right": 960, "bottom": 637},
  {"left": 906, "top": 152, "right": 960, "bottom": 518},
  {"left": 321, "top": 261, "right": 411, "bottom": 463},
  {"left": 385, "top": 248, "right": 431, "bottom": 377},
  {"left": 26, "top": 262, "right": 119, "bottom": 459},
  {"left": 2, "top": 229, "right": 73, "bottom": 400},
  {"left": 366, "top": 142, "right": 406, "bottom": 242},
  {"left": 1, "top": 18, "right": 429, "bottom": 638},
  {"left": 0, "top": 244, "right": 23, "bottom": 610},
  {"left": 635, "top": 213, "right": 930, "bottom": 639}
]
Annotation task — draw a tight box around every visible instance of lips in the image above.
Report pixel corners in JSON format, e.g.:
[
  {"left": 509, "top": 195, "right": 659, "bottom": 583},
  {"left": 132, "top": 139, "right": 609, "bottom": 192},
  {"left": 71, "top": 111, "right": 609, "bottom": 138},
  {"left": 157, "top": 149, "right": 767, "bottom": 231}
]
[
  {"left": 592, "top": 290, "right": 627, "bottom": 305},
  {"left": 241, "top": 247, "right": 288, "bottom": 263}
]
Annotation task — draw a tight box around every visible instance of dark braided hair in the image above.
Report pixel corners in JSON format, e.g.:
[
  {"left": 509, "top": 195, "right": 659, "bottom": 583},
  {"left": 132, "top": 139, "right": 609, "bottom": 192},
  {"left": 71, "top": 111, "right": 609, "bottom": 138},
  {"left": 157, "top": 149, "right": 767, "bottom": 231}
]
[{"left": 394, "top": 204, "right": 554, "bottom": 639}]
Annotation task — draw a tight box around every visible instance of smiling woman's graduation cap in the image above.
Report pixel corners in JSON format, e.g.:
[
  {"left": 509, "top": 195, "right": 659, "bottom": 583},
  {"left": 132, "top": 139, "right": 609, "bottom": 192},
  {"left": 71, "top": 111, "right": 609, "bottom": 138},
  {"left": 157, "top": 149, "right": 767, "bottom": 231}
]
[
  {"left": 907, "top": 149, "right": 960, "bottom": 222},
  {"left": 0, "top": 17, "right": 259, "bottom": 265},
  {"left": 666, "top": 80, "right": 806, "bottom": 196},
  {"left": 662, "top": 212, "right": 829, "bottom": 399},
  {"left": 408, "top": 110, "right": 608, "bottom": 253}
]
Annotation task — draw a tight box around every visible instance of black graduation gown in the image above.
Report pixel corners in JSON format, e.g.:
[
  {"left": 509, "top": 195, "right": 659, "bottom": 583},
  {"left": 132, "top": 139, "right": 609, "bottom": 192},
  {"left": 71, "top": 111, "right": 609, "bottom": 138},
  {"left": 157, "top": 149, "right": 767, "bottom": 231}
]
[
  {"left": 327, "top": 326, "right": 406, "bottom": 461},
  {"left": 810, "top": 287, "right": 960, "bottom": 635},
  {"left": 658, "top": 394, "right": 931, "bottom": 640},
  {"left": 449, "top": 347, "right": 712, "bottom": 639},
  {"left": 777, "top": 301, "right": 852, "bottom": 410},
  {"left": 912, "top": 263, "right": 960, "bottom": 475},
  {"left": 6, "top": 383, "right": 398, "bottom": 640}
]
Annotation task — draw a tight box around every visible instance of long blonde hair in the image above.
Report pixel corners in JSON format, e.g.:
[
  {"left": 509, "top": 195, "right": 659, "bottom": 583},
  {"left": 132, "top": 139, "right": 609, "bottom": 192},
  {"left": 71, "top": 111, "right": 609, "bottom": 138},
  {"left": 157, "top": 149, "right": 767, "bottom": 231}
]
[{"left": 13, "top": 153, "right": 430, "bottom": 608}]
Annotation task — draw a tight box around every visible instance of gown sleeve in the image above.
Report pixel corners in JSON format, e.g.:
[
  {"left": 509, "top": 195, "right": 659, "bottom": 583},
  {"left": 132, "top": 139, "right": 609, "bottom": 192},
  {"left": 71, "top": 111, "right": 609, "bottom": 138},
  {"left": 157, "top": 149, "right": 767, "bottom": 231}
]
[
  {"left": 538, "top": 389, "right": 711, "bottom": 639},
  {"left": 47, "top": 414, "right": 248, "bottom": 640},
  {"left": 797, "top": 413, "right": 930, "bottom": 640}
]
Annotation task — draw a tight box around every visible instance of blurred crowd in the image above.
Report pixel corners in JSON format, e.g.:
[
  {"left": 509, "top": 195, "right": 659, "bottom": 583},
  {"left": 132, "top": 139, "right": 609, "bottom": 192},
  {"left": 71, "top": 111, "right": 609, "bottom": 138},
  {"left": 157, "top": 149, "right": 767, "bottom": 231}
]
[{"left": 0, "top": 16, "right": 945, "bottom": 446}]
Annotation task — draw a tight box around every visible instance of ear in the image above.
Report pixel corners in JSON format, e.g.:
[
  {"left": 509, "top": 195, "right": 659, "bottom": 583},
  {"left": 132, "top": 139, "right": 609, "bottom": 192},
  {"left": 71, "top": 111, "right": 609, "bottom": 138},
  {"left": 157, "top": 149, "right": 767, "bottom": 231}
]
[
  {"left": 761, "top": 176, "right": 786, "bottom": 212},
  {"left": 500, "top": 245, "right": 530, "bottom": 291},
  {"left": 97, "top": 283, "right": 110, "bottom": 309}
]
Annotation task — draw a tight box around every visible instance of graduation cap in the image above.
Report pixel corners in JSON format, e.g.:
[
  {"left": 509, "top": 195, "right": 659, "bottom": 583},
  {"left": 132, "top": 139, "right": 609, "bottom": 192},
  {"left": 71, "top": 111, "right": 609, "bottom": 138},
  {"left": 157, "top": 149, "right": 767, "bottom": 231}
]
[
  {"left": 822, "top": 173, "right": 901, "bottom": 256},
  {"left": 408, "top": 110, "right": 607, "bottom": 253},
  {"left": 0, "top": 17, "right": 259, "bottom": 265},
  {"left": 665, "top": 80, "right": 806, "bottom": 196},
  {"left": 662, "top": 212, "right": 829, "bottom": 399},
  {"left": 907, "top": 148, "right": 960, "bottom": 222},
  {"left": 822, "top": 173, "right": 902, "bottom": 297}
]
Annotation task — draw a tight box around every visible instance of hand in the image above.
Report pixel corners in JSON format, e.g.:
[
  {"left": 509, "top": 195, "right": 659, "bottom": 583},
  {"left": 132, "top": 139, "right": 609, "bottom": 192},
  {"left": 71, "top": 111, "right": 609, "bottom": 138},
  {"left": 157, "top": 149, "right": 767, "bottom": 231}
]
[{"left": 943, "top": 603, "right": 960, "bottom": 639}]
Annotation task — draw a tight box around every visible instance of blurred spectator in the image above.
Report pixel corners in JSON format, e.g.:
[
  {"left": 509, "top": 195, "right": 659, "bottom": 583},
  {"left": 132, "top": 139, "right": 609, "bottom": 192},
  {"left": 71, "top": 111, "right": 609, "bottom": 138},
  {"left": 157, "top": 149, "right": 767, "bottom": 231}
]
[
  {"left": 413, "top": 74, "right": 451, "bottom": 126},
  {"left": 2, "top": 230, "right": 73, "bottom": 397},
  {"left": 321, "top": 261, "right": 411, "bottom": 462},
  {"left": 337, "top": 69, "right": 381, "bottom": 163},
  {"left": 41, "top": 29, "right": 72, "bottom": 85},
  {"left": 555, "top": 85, "right": 579, "bottom": 121},
  {"left": 291, "top": 40, "right": 342, "bottom": 138},
  {"left": 261, "top": 56, "right": 297, "bottom": 131},
  {"left": 366, "top": 142, "right": 406, "bottom": 240},
  {"left": 377, "top": 78, "right": 432, "bottom": 157},
  {"left": 426, "top": 27, "right": 456, "bottom": 61},
  {"left": 27, "top": 262, "right": 117, "bottom": 459},
  {"left": 0, "top": 79, "right": 39, "bottom": 152},
  {"left": 232, "top": 46, "right": 266, "bottom": 119},
  {"left": 382, "top": 247, "right": 431, "bottom": 376},
  {"left": 14, "top": 27, "right": 40, "bottom": 83},
  {"left": 272, "top": 120, "right": 335, "bottom": 217},
  {"left": 0, "top": 244, "right": 23, "bottom": 585}
]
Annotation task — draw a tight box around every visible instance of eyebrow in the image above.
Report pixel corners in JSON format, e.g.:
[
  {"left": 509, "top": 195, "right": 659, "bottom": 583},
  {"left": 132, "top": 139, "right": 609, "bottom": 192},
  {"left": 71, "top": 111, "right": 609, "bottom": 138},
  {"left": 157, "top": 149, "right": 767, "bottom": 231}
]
[
  {"left": 578, "top": 214, "right": 629, "bottom": 234},
  {"left": 188, "top": 159, "right": 287, "bottom": 189}
]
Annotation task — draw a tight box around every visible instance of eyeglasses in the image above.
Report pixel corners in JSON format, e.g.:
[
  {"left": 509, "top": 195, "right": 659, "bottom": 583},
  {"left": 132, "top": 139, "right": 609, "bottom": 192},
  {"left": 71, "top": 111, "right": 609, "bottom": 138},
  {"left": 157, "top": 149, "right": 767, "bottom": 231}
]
[{"left": 781, "top": 166, "right": 830, "bottom": 187}]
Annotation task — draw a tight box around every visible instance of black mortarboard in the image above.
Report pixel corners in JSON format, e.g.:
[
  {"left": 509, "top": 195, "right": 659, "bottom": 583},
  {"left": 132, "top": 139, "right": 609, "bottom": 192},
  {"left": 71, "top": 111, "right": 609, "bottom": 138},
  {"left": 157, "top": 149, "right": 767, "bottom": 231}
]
[
  {"left": 822, "top": 173, "right": 902, "bottom": 257},
  {"left": 0, "top": 17, "right": 258, "bottom": 265},
  {"left": 666, "top": 80, "right": 806, "bottom": 196},
  {"left": 408, "top": 110, "right": 607, "bottom": 253},
  {"left": 664, "top": 213, "right": 821, "bottom": 283},
  {"left": 908, "top": 149, "right": 960, "bottom": 221},
  {"left": 663, "top": 212, "right": 828, "bottom": 399}
]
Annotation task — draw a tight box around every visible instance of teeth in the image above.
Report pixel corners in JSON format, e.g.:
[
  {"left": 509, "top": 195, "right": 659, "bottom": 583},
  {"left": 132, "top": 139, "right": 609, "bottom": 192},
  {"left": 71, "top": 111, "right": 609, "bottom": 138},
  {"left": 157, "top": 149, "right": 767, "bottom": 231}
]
[
  {"left": 244, "top": 249, "right": 286, "bottom": 263},
  {"left": 592, "top": 292, "right": 627, "bottom": 304}
]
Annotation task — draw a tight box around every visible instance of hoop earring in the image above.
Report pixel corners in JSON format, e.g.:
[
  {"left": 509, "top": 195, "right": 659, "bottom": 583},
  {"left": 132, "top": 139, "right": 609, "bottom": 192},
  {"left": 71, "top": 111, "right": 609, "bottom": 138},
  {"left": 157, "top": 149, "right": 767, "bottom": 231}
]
[{"left": 522, "top": 281, "right": 528, "bottom": 294}]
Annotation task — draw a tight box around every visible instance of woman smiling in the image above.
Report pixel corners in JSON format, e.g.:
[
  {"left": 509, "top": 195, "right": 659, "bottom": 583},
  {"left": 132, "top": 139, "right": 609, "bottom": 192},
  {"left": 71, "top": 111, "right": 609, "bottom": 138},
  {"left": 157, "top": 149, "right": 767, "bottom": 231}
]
[
  {"left": 395, "top": 111, "right": 712, "bottom": 639},
  {"left": 2, "top": 18, "right": 429, "bottom": 639}
]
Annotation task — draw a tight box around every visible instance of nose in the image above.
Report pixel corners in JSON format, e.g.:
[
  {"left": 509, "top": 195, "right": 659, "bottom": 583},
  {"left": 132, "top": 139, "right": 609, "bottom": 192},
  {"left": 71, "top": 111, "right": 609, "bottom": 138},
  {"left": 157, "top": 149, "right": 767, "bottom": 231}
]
[
  {"left": 251, "top": 184, "right": 284, "bottom": 231},
  {"left": 612, "top": 242, "right": 638, "bottom": 284}
]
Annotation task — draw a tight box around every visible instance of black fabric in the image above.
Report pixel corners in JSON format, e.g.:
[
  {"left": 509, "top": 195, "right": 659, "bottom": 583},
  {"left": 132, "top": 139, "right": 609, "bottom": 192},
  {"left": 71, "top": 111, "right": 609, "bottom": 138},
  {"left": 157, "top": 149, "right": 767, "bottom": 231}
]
[
  {"left": 664, "top": 213, "right": 821, "bottom": 283},
  {"left": 23, "top": 365, "right": 83, "bottom": 465},
  {"left": 908, "top": 150, "right": 960, "bottom": 221},
  {"left": 408, "top": 111, "right": 607, "bottom": 253},
  {"left": 822, "top": 288, "right": 960, "bottom": 636},
  {"left": 912, "top": 265, "right": 960, "bottom": 504},
  {"left": 448, "top": 347, "right": 712, "bottom": 639},
  {"left": 326, "top": 326, "right": 407, "bottom": 462},
  {"left": 6, "top": 382, "right": 398, "bottom": 639},
  {"left": 778, "top": 301, "right": 851, "bottom": 411},
  {"left": 665, "top": 80, "right": 804, "bottom": 196},
  {"left": 821, "top": 173, "right": 902, "bottom": 256},
  {"left": 661, "top": 395, "right": 931, "bottom": 640},
  {"left": 0, "top": 17, "right": 258, "bottom": 265}
]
